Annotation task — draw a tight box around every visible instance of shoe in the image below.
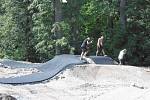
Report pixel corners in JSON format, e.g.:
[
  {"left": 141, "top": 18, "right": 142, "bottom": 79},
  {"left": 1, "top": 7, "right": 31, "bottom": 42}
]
[{"left": 80, "top": 57, "right": 83, "bottom": 60}]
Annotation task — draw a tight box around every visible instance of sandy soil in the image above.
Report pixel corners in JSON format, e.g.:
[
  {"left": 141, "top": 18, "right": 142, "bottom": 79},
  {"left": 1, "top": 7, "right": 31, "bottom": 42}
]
[
  {"left": 0, "top": 64, "right": 150, "bottom": 100},
  {"left": 0, "top": 67, "right": 39, "bottom": 78}
]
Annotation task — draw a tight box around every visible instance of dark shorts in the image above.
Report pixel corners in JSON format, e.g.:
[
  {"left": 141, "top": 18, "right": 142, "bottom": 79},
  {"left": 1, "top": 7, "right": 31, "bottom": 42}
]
[
  {"left": 81, "top": 46, "right": 88, "bottom": 52},
  {"left": 97, "top": 45, "right": 103, "bottom": 52},
  {"left": 119, "top": 59, "right": 125, "bottom": 65}
]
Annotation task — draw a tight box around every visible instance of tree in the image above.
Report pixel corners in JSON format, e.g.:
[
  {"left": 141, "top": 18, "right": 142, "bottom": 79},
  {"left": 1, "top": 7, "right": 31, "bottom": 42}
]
[
  {"left": 119, "top": 0, "right": 126, "bottom": 33},
  {"left": 53, "top": 0, "right": 63, "bottom": 55},
  {"left": 0, "top": 0, "right": 149, "bottom": 66},
  {"left": 0, "top": 0, "right": 38, "bottom": 62}
]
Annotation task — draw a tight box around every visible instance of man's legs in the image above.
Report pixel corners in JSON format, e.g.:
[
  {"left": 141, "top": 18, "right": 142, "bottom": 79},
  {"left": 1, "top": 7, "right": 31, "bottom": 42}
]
[
  {"left": 96, "top": 46, "right": 99, "bottom": 56},
  {"left": 96, "top": 46, "right": 105, "bottom": 56},
  {"left": 119, "top": 59, "right": 123, "bottom": 65},
  {"left": 102, "top": 49, "right": 105, "bottom": 56},
  {"left": 96, "top": 50, "right": 99, "bottom": 56},
  {"left": 80, "top": 51, "right": 84, "bottom": 60},
  {"left": 119, "top": 60, "right": 121, "bottom": 65},
  {"left": 80, "top": 48, "right": 86, "bottom": 60},
  {"left": 122, "top": 59, "right": 125, "bottom": 65},
  {"left": 84, "top": 50, "right": 89, "bottom": 57}
]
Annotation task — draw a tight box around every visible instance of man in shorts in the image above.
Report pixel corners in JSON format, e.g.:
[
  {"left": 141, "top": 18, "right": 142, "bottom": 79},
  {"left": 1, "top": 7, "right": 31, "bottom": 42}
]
[
  {"left": 96, "top": 35, "right": 105, "bottom": 56},
  {"left": 80, "top": 37, "right": 92, "bottom": 60}
]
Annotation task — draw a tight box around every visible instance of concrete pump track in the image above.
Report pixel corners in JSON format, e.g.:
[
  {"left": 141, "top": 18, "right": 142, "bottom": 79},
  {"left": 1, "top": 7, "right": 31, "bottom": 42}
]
[{"left": 0, "top": 54, "right": 117, "bottom": 84}]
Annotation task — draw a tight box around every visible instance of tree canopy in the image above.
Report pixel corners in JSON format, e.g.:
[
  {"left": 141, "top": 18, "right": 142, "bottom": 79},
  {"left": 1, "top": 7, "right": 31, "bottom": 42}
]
[{"left": 0, "top": 0, "right": 150, "bottom": 66}]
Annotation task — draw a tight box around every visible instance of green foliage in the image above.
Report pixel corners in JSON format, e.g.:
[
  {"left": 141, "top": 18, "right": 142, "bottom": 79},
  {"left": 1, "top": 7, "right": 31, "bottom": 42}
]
[
  {"left": 32, "top": 0, "right": 54, "bottom": 61},
  {"left": 125, "top": 0, "right": 150, "bottom": 66},
  {"left": 56, "top": 37, "right": 70, "bottom": 54},
  {"left": 0, "top": 0, "right": 149, "bottom": 66}
]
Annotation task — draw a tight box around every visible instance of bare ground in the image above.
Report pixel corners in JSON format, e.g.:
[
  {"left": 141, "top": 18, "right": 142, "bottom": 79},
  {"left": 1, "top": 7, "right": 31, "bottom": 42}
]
[{"left": 0, "top": 64, "right": 150, "bottom": 100}]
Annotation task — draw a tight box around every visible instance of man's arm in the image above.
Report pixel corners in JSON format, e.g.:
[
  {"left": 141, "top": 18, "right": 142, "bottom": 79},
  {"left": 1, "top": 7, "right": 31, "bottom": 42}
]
[{"left": 87, "top": 40, "right": 92, "bottom": 45}]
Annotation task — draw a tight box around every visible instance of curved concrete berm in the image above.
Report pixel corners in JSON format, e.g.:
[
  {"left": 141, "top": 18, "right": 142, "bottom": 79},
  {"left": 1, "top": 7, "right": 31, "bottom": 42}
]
[
  {"left": 0, "top": 55, "right": 84, "bottom": 84},
  {"left": 0, "top": 55, "right": 117, "bottom": 84}
]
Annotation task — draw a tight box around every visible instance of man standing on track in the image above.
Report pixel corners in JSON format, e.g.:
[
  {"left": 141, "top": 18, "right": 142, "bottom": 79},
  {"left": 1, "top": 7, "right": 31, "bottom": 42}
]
[
  {"left": 80, "top": 37, "right": 92, "bottom": 60},
  {"left": 96, "top": 35, "right": 106, "bottom": 56}
]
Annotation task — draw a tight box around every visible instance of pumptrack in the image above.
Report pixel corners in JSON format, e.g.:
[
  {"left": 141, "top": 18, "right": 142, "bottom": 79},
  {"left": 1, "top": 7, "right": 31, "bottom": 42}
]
[{"left": 0, "top": 54, "right": 117, "bottom": 84}]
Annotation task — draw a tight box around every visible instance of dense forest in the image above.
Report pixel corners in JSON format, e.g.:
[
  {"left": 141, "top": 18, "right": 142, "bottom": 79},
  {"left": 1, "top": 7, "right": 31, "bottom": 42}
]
[{"left": 0, "top": 0, "right": 149, "bottom": 66}]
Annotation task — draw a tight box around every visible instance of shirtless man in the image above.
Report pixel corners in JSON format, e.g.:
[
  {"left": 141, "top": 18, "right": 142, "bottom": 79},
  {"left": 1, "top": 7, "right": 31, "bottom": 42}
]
[
  {"left": 80, "top": 37, "right": 92, "bottom": 60},
  {"left": 96, "top": 35, "right": 105, "bottom": 56}
]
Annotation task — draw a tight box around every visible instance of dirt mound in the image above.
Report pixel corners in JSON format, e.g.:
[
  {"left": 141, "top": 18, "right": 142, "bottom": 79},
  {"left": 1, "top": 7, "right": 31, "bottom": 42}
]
[{"left": 57, "top": 64, "right": 150, "bottom": 87}]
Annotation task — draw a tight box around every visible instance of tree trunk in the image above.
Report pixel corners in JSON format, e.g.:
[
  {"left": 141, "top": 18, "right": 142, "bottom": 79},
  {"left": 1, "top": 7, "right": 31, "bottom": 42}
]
[
  {"left": 107, "top": 15, "right": 114, "bottom": 34},
  {"left": 120, "top": 0, "right": 126, "bottom": 33},
  {"left": 107, "top": 0, "right": 114, "bottom": 36},
  {"left": 24, "top": 0, "right": 38, "bottom": 62},
  {"left": 54, "top": 0, "right": 62, "bottom": 23},
  {"left": 54, "top": 0, "right": 62, "bottom": 55}
]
